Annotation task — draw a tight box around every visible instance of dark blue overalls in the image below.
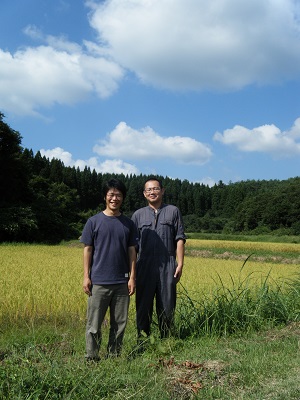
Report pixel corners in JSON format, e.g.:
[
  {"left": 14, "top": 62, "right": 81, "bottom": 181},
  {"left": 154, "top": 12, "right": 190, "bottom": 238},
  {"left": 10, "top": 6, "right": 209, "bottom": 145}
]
[{"left": 132, "top": 204, "right": 186, "bottom": 338}]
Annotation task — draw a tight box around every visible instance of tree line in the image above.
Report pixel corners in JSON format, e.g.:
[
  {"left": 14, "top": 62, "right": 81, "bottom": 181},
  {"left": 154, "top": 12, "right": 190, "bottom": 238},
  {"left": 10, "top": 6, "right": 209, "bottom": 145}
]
[{"left": 1, "top": 112, "right": 299, "bottom": 243}]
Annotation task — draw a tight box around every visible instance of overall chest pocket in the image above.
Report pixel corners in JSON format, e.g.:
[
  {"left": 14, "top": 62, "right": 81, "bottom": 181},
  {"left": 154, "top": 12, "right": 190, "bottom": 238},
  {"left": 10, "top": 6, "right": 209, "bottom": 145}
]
[
  {"left": 159, "top": 220, "right": 174, "bottom": 229},
  {"left": 138, "top": 221, "right": 152, "bottom": 231},
  {"left": 159, "top": 220, "right": 175, "bottom": 242}
]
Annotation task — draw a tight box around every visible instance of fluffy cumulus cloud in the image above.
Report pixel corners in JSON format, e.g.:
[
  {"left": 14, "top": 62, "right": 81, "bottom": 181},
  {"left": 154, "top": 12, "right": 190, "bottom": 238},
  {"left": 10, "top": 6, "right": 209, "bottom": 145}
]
[
  {"left": 38, "top": 120, "right": 212, "bottom": 175},
  {"left": 93, "top": 122, "right": 212, "bottom": 165},
  {"left": 40, "top": 147, "right": 75, "bottom": 166},
  {"left": 0, "top": 26, "right": 124, "bottom": 116},
  {"left": 1, "top": 0, "right": 300, "bottom": 116},
  {"left": 96, "top": 159, "right": 139, "bottom": 175},
  {"left": 88, "top": 0, "right": 300, "bottom": 90},
  {"left": 197, "top": 177, "right": 216, "bottom": 187},
  {"left": 213, "top": 118, "right": 300, "bottom": 157},
  {"left": 40, "top": 147, "right": 139, "bottom": 175}
]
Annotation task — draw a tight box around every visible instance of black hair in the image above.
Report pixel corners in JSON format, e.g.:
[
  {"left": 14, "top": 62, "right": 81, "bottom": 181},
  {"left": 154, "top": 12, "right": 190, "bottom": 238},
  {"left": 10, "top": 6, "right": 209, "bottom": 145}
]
[
  {"left": 144, "top": 176, "right": 163, "bottom": 189},
  {"left": 103, "top": 179, "right": 127, "bottom": 199}
]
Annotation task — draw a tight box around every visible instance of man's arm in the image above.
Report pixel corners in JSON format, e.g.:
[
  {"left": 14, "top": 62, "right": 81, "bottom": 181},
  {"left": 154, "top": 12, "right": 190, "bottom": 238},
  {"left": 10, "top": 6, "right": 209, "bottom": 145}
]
[
  {"left": 83, "top": 245, "right": 93, "bottom": 296},
  {"left": 174, "top": 239, "right": 185, "bottom": 282},
  {"left": 127, "top": 245, "right": 137, "bottom": 296}
]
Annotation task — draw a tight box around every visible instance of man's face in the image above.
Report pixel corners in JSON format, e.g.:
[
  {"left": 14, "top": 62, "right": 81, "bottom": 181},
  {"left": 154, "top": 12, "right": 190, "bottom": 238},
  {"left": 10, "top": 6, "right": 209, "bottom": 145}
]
[
  {"left": 105, "top": 188, "right": 123, "bottom": 212},
  {"left": 143, "top": 180, "right": 164, "bottom": 206}
]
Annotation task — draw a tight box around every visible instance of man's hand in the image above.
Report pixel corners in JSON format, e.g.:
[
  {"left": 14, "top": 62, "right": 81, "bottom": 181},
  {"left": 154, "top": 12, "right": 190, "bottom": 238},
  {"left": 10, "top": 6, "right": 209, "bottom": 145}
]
[
  {"left": 174, "top": 265, "right": 183, "bottom": 283},
  {"left": 83, "top": 277, "right": 92, "bottom": 296},
  {"left": 128, "top": 277, "right": 136, "bottom": 296}
]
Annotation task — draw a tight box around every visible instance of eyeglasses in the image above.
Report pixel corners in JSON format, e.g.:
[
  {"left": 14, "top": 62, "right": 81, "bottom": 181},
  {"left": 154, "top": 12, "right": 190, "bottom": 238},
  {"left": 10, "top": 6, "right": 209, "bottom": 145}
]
[
  {"left": 144, "top": 187, "right": 161, "bottom": 193},
  {"left": 106, "top": 192, "right": 123, "bottom": 199}
]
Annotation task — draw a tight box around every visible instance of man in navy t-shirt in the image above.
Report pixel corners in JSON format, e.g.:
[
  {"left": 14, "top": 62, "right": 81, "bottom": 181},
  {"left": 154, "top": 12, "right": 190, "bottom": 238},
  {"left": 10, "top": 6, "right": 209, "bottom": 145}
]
[{"left": 81, "top": 179, "right": 137, "bottom": 360}]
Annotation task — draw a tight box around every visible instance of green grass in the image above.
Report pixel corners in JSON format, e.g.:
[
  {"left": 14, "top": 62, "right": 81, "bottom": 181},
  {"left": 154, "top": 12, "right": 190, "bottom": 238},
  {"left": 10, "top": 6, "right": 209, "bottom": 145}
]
[
  {"left": 1, "top": 242, "right": 300, "bottom": 399},
  {"left": 1, "top": 278, "right": 300, "bottom": 399},
  {"left": 0, "top": 321, "right": 299, "bottom": 399}
]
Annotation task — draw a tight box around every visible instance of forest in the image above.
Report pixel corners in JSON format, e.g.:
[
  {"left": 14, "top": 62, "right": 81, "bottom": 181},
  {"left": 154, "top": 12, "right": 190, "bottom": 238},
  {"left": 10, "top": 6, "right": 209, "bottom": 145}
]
[{"left": 1, "top": 112, "right": 300, "bottom": 243}]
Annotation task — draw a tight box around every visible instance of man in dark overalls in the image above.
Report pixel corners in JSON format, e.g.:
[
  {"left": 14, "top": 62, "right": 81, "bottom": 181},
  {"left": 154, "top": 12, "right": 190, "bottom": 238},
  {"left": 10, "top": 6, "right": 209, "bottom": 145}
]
[{"left": 132, "top": 177, "right": 186, "bottom": 339}]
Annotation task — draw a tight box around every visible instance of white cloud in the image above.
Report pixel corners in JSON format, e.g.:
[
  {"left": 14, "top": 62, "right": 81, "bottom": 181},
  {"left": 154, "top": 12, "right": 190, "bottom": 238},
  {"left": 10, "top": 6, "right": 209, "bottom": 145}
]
[
  {"left": 40, "top": 147, "right": 74, "bottom": 165},
  {"left": 198, "top": 177, "right": 216, "bottom": 187},
  {"left": 2, "top": 1, "right": 300, "bottom": 117},
  {"left": 93, "top": 122, "right": 212, "bottom": 165},
  {"left": 88, "top": 0, "right": 300, "bottom": 90},
  {"left": 98, "top": 159, "right": 139, "bottom": 175},
  {"left": 213, "top": 118, "right": 300, "bottom": 157},
  {"left": 0, "top": 27, "right": 124, "bottom": 116},
  {"left": 40, "top": 147, "right": 139, "bottom": 175},
  {"left": 288, "top": 117, "right": 300, "bottom": 139}
]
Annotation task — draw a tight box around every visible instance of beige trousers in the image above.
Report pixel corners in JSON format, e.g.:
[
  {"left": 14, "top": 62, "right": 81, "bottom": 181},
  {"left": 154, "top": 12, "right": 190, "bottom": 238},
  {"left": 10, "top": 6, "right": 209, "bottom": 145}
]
[{"left": 85, "top": 283, "right": 129, "bottom": 359}]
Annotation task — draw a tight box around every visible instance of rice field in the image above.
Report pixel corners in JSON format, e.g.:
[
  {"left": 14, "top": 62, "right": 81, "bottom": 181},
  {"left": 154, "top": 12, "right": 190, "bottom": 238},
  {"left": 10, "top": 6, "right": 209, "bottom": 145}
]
[
  {"left": 180, "top": 257, "right": 299, "bottom": 297},
  {"left": 186, "top": 239, "right": 300, "bottom": 254},
  {"left": 0, "top": 241, "right": 299, "bottom": 325},
  {"left": 1, "top": 245, "right": 85, "bottom": 324},
  {"left": 1, "top": 241, "right": 299, "bottom": 400}
]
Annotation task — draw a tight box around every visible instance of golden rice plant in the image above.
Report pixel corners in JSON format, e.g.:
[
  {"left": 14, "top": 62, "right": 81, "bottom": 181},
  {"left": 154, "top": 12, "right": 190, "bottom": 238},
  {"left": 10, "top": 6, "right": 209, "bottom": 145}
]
[
  {"left": 1, "top": 243, "right": 299, "bottom": 325},
  {"left": 1, "top": 245, "right": 85, "bottom": 324},
  {"left": 180, "top": 256, "right": 299, "bottom": 298},
  {"left": 186, "top": 239, "right": 300, "bottom": 254}
]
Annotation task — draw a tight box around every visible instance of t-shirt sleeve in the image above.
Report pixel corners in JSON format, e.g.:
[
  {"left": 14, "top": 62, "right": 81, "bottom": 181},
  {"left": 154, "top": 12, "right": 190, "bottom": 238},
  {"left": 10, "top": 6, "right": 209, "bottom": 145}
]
[
  {"left": 128, "top": 220, "right": 139, "bottom": 247},
  {"left": 80, "top": 218, "right": 94, "bottom": 246}
]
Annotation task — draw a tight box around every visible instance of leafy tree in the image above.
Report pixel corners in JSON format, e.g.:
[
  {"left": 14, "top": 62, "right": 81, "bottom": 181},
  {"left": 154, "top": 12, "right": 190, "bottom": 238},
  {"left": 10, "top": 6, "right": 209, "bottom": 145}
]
[
  {"left": 0, "top": 113, "right": 34, "bottom": 241},
  {"left": 2, "top": 112, "right": 300, "bottom": 241},
  {"left": 49, "top": 158, "right": 64, "bottom": 182},
  {"left": 29, "top": 177, "right": 80, "bottom": 243},
  {"left": 0, "top": 206, "right": 38, "bottom": 242},
  {"left": 0, "top": 113, "right": 30, "bottom": 206},
  {"left": 33, "top": 151, "right": 51, "bottom": 179}
]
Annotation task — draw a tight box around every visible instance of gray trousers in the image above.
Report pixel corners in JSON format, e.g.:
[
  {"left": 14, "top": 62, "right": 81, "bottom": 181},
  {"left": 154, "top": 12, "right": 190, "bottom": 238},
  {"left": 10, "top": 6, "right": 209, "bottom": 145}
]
[{"left": 85, "top": 284, "right": 129, "bottom": 359}]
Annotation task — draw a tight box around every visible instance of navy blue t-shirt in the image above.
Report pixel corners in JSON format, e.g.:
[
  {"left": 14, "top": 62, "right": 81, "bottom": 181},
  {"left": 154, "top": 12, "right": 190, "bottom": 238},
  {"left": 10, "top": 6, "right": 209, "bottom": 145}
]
[{"left": 80, "top": 212, "right": 138, "bottom": 285}]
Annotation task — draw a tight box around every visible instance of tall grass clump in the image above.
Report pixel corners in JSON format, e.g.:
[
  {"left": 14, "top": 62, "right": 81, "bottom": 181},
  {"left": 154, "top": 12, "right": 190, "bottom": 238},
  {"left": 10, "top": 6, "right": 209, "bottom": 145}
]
[{"left": 175, "top": 258, "right": 300, "bottom": 338}]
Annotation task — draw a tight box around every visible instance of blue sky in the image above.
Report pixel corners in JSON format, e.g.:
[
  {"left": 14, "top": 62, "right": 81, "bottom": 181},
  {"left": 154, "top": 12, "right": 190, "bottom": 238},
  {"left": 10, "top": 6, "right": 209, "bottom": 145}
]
[{"left": 1, "top": 0, "right": 300, "bottom": 186}]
